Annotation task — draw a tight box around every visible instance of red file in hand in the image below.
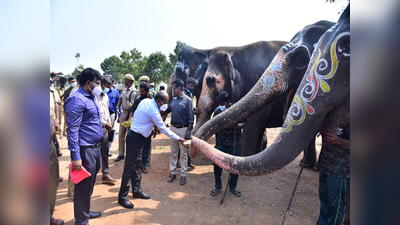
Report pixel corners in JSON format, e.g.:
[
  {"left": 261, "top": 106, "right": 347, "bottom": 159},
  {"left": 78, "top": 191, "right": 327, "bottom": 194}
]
[{"left": 69, "top": 163, "right": 91, "bottom": 184}]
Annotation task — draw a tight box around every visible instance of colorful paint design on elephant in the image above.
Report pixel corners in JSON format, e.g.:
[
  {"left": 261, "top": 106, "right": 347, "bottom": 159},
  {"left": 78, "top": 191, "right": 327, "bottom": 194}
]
[
  {"left": 255, "top": 62, "right": 280, "bottom": 96},
  {"left": 273, "top": 31, "right": 350, "bottom": 143}
]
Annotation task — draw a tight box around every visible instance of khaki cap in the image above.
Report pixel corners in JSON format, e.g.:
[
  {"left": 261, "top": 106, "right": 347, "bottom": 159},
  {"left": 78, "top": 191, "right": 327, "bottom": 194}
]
[
  {"left": 150, "top": 82, "right": 155, "bottom": 87},
  {"left": 77, "top": 68, "right": 83, "bottom": 74},
  {"left": 125, "top": 74, "right": 134, "bottom": 81},
  {"left": 139, "top": 76, "right": 149, "bottom": 82}
]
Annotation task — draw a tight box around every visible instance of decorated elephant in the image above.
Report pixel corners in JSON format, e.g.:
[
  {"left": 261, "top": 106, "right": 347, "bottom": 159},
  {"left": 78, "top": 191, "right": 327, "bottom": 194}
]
[
  {"left": 167, "top": 46, "right": 211, "bottom": 104},
  {"left": 189, "top": 5, "right": 350, "bottom": 176},
  {"left": 191, "top": 41, "right": 288, "bottom": 156}
]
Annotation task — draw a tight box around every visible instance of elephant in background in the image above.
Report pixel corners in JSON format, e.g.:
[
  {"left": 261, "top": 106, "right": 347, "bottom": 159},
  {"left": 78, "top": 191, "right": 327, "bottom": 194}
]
[
  {"left": 189, "top": 5, "right": 350, "bottom": 176},
  {"left": 191, "top": 41, "right": 288, "bottom": 156},
  {"left": 167, "top": 46, "right": 211, "bottom": 104}
]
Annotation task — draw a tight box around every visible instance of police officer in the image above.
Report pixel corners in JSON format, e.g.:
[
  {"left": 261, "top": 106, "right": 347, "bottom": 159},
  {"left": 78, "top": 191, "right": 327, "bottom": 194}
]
[{"left": 115, "top": 74, "right": 138, "bottom": 162}]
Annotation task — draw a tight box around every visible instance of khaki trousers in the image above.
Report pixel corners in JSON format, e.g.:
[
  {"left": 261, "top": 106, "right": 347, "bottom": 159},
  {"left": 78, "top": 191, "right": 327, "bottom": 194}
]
[
  {"left": 58, "top": 108, "right": 66, "bottom": 135},
  {"left": 170, "top": 126, "right": 188, "bottom": 176},
  {"left": 118, "top": 112, "right": 129, "bottom": 157}
]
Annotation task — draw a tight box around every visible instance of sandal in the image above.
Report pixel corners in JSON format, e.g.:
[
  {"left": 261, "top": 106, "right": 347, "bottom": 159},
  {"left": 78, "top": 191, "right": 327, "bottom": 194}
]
[
  {"left": 230, "top": 188, "right": 241, "bottom": 197},
  {"left": 210, "top": 188, "right": 221, "bottom": 196}
]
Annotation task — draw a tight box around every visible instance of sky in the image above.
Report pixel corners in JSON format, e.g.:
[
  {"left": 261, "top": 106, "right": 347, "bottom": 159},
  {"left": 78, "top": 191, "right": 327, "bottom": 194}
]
[{"left": 50, "top": 0, "right": 348, "bottom": 75}]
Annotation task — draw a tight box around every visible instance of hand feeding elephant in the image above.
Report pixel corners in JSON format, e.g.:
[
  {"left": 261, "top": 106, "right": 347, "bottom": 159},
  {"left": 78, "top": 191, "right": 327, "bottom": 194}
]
[
  {"left": 167, "top": 46, "right": 211, "bottom": 104},
  {"left": 191, "top": 41, "right": 288, "bottom": 156},
  {"left": 189, "top": 5, "right": 350, "bottom": 176}
]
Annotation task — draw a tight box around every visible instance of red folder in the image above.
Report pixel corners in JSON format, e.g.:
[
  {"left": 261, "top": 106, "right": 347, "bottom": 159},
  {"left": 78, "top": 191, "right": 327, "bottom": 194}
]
[{"left": 69, "top": 163, "right": 91, "bottom": 184}]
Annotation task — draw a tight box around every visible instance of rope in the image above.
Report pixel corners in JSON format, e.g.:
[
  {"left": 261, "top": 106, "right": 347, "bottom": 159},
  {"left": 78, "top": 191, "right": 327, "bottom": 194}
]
[{"left": 281, "top": 147, "right": 308, "bottom": 225}]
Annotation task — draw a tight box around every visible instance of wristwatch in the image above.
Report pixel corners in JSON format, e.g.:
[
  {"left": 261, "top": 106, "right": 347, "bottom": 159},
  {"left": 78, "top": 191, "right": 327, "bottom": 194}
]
[{"left": 186, "top": 132, "right": 192, "bottom": 135}]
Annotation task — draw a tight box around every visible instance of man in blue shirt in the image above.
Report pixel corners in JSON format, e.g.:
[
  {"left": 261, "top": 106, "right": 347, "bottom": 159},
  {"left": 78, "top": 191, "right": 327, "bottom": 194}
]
[
  {"left": 106, "top": 76, "right": 120, "bottom": 152},
  {"left": 65, "top": 68, "right": 103, "bottom": 225}
]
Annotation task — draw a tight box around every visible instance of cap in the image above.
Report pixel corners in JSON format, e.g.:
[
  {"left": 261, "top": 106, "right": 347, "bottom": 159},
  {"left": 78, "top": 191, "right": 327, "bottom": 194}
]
[
  {"left": 150, "top": 82, "right": 155, "bottom": 87},
  {"left": 139, "top": 76, "right": 149, "bottom": 82},
  {"left": 77, "top": 68, "right": 83, "bottom": 74},
  {"left": 125, "top": 74, "right": 134, "bottom": 81}
]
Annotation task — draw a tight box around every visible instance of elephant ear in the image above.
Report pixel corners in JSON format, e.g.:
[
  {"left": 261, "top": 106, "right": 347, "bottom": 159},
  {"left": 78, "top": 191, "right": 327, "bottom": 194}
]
[{"left": 224, "top": 53, "right": 236, "bottom": 95}]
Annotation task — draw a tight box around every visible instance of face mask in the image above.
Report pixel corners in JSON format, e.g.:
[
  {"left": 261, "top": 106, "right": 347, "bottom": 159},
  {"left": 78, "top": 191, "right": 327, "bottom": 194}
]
[
  {"left": 89, "top": 81, "right": 102, "bottom": 96},
  {"left": 102, "top": 87, "right": 109, "bottom": 94},
  {"left": 151, "top": 87, "right": 155, "bottom": 91},
  {"left": 159, "top": 102, "right": 168, "bottom": 111},
  {"left": 70, "top": 82, "right": 76, "bottom": 87},
  {"left": 219, "top": 105, "right": 226, "bottom": 111},
  {"left": 186, "top": 89, "right": 191, "bottom": 93}
]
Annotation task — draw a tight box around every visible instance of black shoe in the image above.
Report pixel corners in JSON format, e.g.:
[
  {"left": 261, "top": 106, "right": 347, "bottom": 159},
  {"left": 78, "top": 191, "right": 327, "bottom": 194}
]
[
  {"left": 108, "top": 152, "right": 112, "bottom": 157},
  {"left": 89, "top": 211, "right": 102, "bottom": 219},
  {"left": 114, "top": 156, "right": 124, "bottom": 162},
  {"left": 118, "top": 198, "right": 134, "bottom": 209},
  {"left": 133, "top": 191, "right": 151, "bottom": 199},
  {"left": 141, "top": 168, "right": 148, "bottom": 174}
]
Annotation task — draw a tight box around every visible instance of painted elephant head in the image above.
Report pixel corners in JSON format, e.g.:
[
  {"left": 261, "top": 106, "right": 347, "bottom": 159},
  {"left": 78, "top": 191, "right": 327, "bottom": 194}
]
[
  {"left": 189, "top": 20, "right": 336, "bottom": 158},
  {"left": 167, "top": 46, "right": 211, "bottom": 103},
  {"left": 192, "top": 41, "right": 287, "bottom": 135},
  {"left": 190, "top": 4, "right": 350, "bottom": 176}
]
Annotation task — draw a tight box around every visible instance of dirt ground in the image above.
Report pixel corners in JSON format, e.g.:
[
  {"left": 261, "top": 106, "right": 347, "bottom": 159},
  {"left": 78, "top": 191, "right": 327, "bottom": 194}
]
[{"left": 54, "top": 119, "right": 323, "bottom": 225}]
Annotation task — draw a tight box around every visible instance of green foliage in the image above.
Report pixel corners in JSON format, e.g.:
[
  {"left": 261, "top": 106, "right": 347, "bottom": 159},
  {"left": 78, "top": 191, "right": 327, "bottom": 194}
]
[
  {"left": 99, "top": 40, "right": 187, "bottom": 85},
  {"left": 70, "top": 64, "right": 85, "bottom": 77}
]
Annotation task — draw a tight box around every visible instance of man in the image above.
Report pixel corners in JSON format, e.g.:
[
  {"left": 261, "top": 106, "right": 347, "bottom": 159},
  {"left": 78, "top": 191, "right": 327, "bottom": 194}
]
[
  {"left": 50, "top": 78, "right": 63, "bottom": 160},
  {"left": 138, "top": 76, "right": 156, "bottom": 167},
  {"left": 210, "top": 91, "right": 245, "bottom": 197},
  {"left": 126, "top": 82, "right": 152, "bottom": 174},
  {"left": 62, "top": 77, "right": 76, "bottom": 101},
  {"left": 182, "top": 77, "right": 199, "bottom": 167},
  {"left": 317, "top": 124, "right": 350, "bottom": 225},
  {"left": 159, "top": 86, "right": 165, "bottom": 91},
  {"left": 97, "top": 76, "right": 117, "bottom": 184},
  {"left": 65, "top": 68, "right": 103, "bottom": 225},
  {"left": 139, "top": 75, "right": 156, "bottom": 98},
  {"left": 118, "top": 91, "right": 186, "bottom": 209},
  {"left": 50, "top": 117, "right": 64, "bottom": 225},
  {"left": 150, "top": 82, "right": 155, "bottom": 91},
  {"left": 56, "top": 77, "right": 68, "bottom": 138},
  {"left": 106, "top": 76, "right": 120, "bottom": 154},
  {"left": 115, "top": 74, "right": 138, "bottom": 162},
  {"left": 64, "top": 76, "right": 79, "bottom": 199},
  {"left": 70, "top": 69, "right": 83, "bottom": 95},
  {"left": 163, "top": 79, "right": 194, "bottom": 186}
]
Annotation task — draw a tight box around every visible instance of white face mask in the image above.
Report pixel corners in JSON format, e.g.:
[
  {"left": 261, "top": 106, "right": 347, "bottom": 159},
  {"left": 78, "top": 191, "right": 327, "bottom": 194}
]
[
  {"left": 102, "top": 87, "right": 109, "bottom": 94},
  {"left": 160, "top": 103, "right": 168, "bottom": 111},
  {"left": 70, "top": 82, "right": 76, "bottom": 87},
  {"left": 90, "top": 81, "right": 102, "bottom": 96},
  {"left": 219, "top": 105, "right": 226, "bottom": 111}
]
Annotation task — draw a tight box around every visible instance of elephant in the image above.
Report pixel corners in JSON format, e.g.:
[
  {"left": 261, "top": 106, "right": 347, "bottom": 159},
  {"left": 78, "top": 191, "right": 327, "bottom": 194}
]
[
  {"left": 189, "top": 4, "right": 350, "bottom": 176},
  {"left": 167, "top": 46, "right": 211, "bottom": 104},
  {"left": 191, "top": 41, "right": 288, "bottom": 156}
]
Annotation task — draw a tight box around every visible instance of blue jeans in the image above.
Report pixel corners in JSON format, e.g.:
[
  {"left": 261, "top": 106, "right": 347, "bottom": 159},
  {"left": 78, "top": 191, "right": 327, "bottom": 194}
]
[{"left": 317, "top": 169, "right": 348, "bottom": 225}]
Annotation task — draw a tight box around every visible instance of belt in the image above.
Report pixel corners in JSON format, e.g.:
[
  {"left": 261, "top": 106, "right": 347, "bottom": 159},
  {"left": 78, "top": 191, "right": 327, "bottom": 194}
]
[
  {"left": 82, "top": 143, "right": 101, "bottom": 149},
  {"left": 123, "top": 109, "right": 129, "bottom": 113},
  {"left": 171, "top": 124, "right": 188, "bottom": 128}
]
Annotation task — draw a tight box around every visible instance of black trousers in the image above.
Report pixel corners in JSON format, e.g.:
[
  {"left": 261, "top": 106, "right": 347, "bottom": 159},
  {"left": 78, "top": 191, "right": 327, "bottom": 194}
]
[
  {"left": 101, "top": 130, "right": 109, "bottom": 176},
  {"left": 141, "top": 136, "right": 151, "bottom": 169},
  {"left": 118, "top": 130, "right": 145, "bottom": 200},
  {"left": 74, "top": 146, "right": 101, "bottom": 225}
]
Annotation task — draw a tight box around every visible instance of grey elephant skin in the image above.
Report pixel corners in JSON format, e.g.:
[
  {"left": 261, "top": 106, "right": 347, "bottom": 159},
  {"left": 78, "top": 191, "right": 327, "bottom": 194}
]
[
  {"left": 167, "top": 46, "right": 211, "bottom": 104},
  {"left": 192, "top": 41, "right": 288, "bottom": 156},
  {"left": 191, "top": 20, "right": 335, "bottom": 161},
  {"left": 190, "top": 4, "right": 350, "bottom": 176}
]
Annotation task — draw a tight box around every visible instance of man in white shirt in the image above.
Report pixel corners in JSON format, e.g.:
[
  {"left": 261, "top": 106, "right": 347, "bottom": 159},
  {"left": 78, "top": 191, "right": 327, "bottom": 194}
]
[{"left": 117, "top": 91, "right": 185, "bottom": 209}]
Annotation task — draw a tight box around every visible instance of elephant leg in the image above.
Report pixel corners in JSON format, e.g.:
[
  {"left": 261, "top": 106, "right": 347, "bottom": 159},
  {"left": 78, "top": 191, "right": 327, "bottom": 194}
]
[
  {"left": 299, "top": 136, "right": 317, "bottom": 167},
  {"left": 242, "top": 116, "right": 267, "bottom": 156}
]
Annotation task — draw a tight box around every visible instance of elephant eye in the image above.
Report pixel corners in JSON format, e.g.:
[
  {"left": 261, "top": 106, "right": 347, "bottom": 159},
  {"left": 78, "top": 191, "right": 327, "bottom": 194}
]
[{"left": 338, "top": 41, "right": 350, "bottom": 57}]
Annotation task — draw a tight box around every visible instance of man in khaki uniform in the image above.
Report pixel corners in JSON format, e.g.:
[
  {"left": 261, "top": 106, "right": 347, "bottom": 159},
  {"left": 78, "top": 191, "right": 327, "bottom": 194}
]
[
  {"left": 56, "top": 77, "right": 68, "bottom": 138},
  {"left": 139, "top": 76, "right": 156, "bottom": 98},
  {"left": 115, "top": 74, "right": 138, "bottom": 162}
]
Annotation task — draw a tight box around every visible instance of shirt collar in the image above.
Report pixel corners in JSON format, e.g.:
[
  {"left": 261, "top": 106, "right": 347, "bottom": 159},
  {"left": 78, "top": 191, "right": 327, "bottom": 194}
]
[{"left": 78, "top": 86, "right": 91, "bottom": 97}]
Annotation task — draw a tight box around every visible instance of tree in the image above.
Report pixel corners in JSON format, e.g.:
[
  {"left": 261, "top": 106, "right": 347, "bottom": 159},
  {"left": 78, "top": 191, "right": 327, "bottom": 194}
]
[
  {"left": 100, "top": 55, "right": 123, "bottom": 82},
  {"left": 70, "top": 64, "right": 85, "bottom": 77},
  {"left": 168, "top": 40, "right": 187, "bottom": 66},
  {"left": 143, "top": 52, "right": 170, "bottom": 86}
]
